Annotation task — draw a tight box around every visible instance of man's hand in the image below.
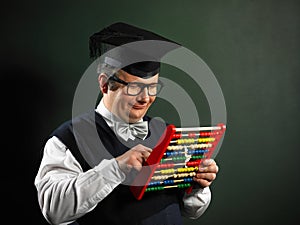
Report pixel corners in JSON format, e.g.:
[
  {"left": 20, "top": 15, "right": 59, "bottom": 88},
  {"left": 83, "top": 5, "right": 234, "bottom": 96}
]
[
  {"left": 193, "top": 159, "right": 219, "bottom": 188},
  {"left": 116, "top": 144, "right": 152, "bottom": 174}
]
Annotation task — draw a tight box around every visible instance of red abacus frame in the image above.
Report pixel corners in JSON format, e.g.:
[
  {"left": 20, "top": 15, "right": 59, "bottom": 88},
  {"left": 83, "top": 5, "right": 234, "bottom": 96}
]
[{"left": 130, "top": 123, "right": 226, "bottom": 200}]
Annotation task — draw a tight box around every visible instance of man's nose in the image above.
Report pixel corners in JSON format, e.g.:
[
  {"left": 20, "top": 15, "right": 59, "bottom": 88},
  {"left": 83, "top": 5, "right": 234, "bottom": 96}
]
[{"left": 137, "top": 87, "right": 150, "bottom": 100}]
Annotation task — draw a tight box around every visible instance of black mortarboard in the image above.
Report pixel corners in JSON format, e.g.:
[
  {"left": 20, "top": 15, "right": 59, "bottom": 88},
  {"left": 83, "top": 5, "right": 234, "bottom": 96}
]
[{"left": 89, "top": 22, "right": 180, "bottom": 78}]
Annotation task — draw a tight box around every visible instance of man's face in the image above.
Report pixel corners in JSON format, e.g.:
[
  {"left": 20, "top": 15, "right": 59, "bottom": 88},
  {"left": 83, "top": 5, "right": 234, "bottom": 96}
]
[{"left": 104, "top": 70, "right": 158, "bottom": 123}]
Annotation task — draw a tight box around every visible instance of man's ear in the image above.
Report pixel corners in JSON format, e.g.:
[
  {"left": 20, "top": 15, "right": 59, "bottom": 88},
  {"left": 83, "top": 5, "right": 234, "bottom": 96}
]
[{"left": 98, "top": 74, "right": 108, "bottom": 94}]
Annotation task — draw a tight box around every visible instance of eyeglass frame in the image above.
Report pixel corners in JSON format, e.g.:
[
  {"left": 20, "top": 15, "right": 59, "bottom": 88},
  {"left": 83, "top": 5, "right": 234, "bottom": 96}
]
[{"left": 107, "top": 74, "right": 164, "bottom": 96}]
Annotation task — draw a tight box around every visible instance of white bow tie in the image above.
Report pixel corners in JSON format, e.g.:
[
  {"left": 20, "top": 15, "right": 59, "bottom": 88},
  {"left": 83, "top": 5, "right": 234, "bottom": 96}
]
[{"left": 114, "top": 121, "right": 148, "bottom": 141}]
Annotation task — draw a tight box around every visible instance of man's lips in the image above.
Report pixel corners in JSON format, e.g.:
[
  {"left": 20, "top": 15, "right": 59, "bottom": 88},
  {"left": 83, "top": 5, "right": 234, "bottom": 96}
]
[{"left": 131, "top": 104, "right": 147, "bottom": 110}]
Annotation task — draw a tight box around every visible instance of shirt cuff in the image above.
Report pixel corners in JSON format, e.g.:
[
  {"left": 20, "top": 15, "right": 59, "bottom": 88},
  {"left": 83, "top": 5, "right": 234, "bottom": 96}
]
[
  {"left": 93, "top": 158, "right": 126, "bottom": 185},
  {"left": 182, "top": 187, "right": 211, "bottom": 219}
]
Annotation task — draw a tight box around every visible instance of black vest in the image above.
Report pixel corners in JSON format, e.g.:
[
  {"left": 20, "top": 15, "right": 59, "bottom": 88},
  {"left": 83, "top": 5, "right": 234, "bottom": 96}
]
[{"left": 50, "top": 111, "right": 184, "bottom": 225}]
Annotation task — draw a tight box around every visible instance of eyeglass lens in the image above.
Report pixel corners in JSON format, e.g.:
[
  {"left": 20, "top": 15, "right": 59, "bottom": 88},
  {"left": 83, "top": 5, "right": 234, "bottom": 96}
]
[{"left": 127, "top": 83, "right": 161, "bottom": 96}]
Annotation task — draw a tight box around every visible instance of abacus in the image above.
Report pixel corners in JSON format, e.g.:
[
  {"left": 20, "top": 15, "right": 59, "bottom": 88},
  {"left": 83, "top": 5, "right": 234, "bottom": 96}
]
[{"left": 130, "top": 123, "right": 226, "bottom": 200}]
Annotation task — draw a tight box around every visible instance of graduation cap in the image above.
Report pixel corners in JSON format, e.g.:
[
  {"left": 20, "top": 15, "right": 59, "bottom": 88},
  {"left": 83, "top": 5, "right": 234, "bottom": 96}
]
[{"left": 89, "top": 22, "right": 180, "bottom": 78}]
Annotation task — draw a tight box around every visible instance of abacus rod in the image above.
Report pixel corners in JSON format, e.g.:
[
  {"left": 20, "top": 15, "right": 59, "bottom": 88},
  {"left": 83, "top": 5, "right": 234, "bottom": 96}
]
[
  {"left": 146, "top": 183, "right": 192, "bottom": 191},
  {"left": 154, "top": 162, "right": 186, "bottom": 170},
  {"left": 154, "top": 166, "right": 198, "bottom": 174},
  {"left": 179, "top": 133, "right": 218, "bottom": 137},
  {"left": 157, "top": 160, "right": 202, "bottom": 168},
  {"left": 163, "top": 185, "right": 179, "bottom": 189},
  {"left": 150, "top": 179, "right": 186, "bottom": 185},
  {"left": 151, "top": 172, "right": 197, "bottom": 180},
  {"left": 168, "top": 140, "right": 214, "bottom": 146},
  {"left": 175, "top": 126, "right": 223, "bottom": 132}
]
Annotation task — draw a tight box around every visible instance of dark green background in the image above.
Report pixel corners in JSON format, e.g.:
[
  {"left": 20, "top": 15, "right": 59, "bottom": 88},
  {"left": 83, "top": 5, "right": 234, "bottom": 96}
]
[{"left": 1, "top": 0, "right": 299, "bottom": 224}]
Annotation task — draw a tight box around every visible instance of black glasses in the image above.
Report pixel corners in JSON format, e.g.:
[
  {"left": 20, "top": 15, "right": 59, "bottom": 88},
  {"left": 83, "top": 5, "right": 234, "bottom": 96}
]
[{"left": 108, "top": 74, "right": 163, "bottom": 96}]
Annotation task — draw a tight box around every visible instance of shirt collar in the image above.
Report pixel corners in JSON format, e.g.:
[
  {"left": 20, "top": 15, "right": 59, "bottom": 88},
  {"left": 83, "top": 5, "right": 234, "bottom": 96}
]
[{"left": 95, "top": 99, "right": 146, "bottom": 141}]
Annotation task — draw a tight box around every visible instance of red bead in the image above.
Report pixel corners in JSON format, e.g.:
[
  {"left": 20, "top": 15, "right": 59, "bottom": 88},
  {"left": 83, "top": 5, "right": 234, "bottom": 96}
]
[{"left": 188, "top": 132, "right": 196, "bottom": 138}]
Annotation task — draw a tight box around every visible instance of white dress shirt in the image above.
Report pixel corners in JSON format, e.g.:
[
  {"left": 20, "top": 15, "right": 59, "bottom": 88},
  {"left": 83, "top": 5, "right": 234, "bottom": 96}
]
[{"left": 34, "top": 99, "right": 211, "bottom": 225}]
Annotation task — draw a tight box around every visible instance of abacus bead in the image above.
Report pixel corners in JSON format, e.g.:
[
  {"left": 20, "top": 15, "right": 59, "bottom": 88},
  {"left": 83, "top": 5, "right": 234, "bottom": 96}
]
[
  {"left": 185, "top": 178, "right": 190, "bottom": 183},
  {"left": 186, "top": 161, "right": 195, "bottom": 167},
  {"left": 188, "top": 132, "right": 195, "bottom": 138}
]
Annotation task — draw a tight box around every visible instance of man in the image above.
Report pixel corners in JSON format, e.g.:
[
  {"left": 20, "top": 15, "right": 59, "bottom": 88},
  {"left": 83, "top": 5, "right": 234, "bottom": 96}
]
[{"left": 34, "top": 22, "right": 219, "bottom": 225}]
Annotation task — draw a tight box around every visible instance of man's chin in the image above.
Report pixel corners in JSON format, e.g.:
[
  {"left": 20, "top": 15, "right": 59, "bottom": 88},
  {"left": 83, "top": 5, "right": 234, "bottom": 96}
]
[{"left": 129, "top": 111, "right": 146, "bottom": 123}]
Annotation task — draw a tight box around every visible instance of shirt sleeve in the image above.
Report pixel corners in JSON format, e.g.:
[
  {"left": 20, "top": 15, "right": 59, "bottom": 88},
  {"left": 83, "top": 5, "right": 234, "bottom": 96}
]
[
  {"left": 181, "top": 187, "right": 212, "bottom": 219},
  {"left": 34, "top": 136, "right": 126, "bottom": 225}
]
